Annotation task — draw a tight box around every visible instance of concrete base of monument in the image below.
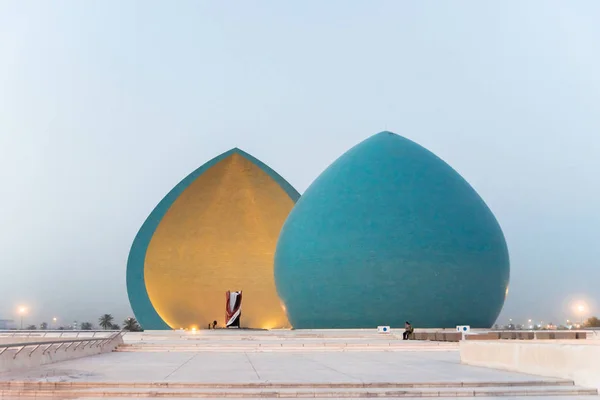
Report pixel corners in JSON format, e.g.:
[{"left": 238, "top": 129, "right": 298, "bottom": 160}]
[
  {"left": 120, "top": 329, "right": 460, "bottom": 352},
  {"left": 0, "top": 331, "right": 598, "bottom": 398},
  {"left": 0, "top": 349, "right": 596, "bottom": 398},
  {"left": 460, "top": 340, "right": 600, "bottom": 391}
]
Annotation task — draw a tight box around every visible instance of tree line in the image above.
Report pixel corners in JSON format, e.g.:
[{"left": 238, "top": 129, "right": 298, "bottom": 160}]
[{"left": 23, "top": 315, "right": 143, "bottom": 331}]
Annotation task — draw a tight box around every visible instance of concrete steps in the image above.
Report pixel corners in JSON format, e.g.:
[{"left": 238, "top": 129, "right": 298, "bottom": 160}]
[
  {"left": 0, "top": 379, "right": 578, "bottom": 389},
  {"left": 1, "top": 380, "right": 597, "bottom": 398},
  {"left": 116, "top": 342, "right": 458, "bottom": 352}
]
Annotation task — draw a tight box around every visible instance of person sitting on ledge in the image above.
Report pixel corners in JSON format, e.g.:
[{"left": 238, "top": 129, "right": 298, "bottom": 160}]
[{"left": 403, "top": 321, "right": 414, "bottom": 340}]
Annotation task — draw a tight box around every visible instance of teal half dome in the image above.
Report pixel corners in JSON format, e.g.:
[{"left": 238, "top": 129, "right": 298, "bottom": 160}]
[{"left": 274, "top": 131, "right": 510, "bottom": 329}]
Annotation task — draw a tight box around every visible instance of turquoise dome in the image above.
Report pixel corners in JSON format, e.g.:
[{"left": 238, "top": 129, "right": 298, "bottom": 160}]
[{"left": 274, "top": 132, "right": 509, "bottom": 329}]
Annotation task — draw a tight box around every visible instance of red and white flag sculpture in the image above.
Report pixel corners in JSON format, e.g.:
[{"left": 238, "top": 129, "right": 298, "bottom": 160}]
[{"left": 225, "top": 291, "right": 242, "bottom": 328}]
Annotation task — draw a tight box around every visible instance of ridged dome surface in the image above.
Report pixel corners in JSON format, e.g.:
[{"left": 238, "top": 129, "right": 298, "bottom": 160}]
[
  {"left": 127, "top": 148, "right": 299, "bottom": 330},
  {"left": 274, "top": 132, "right": 509, "bottom": 329}
]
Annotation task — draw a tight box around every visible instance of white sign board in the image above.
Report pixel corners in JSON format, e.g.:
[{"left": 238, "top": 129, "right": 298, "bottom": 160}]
[
  {"left": 456, "top": 325, "right": 471, "bottom": 333},
  {"left": 377, "top": 326, "right": 391, "bottom": 334},
  {"left": 456, "top": 325, "right": 471, "bottom": 339}
]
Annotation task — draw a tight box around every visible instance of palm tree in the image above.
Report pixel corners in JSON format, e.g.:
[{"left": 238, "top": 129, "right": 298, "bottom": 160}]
[
  {"left": 99, "top": 314, "right": 114, "bottom": 330},
  {"left": 124, "top": 317, "right": 142, "bottom": 332},
  {"left": 40, "top": 322, "right": 48, "bottom": 330},
  {"left": 80, "top": 322, "right": 93, "bottom": 330},
  {"left": 111, "top": 323, "right": 121, "bottom": 330},
  {"left": 26, "top": 324, "right": 37, "bottom": 330}
]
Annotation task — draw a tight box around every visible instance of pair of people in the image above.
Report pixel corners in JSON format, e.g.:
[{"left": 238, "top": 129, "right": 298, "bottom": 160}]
[
  {"left": 403, "top": 321, "right": 414, "bottom": 340},
  {"left": 207, "top": 320, "right": 218, "bottom": 329}
]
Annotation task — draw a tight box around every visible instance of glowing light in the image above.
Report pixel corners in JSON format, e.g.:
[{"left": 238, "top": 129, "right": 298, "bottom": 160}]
[
  {"left": 18, "top": 306, "right": 27, "bottom": 314},
  {"left": 261, "top": 319, "right": 283, "bottom": 330}
]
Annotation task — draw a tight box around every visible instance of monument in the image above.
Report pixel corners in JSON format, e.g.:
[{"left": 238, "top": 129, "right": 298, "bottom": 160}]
[
  {"left": 126, "top": 148, "right": 300, "bottom": 330},
  {"left": 275, "top": 132, "right": 510, "bottom": 328},
  {"left": 127, "top": 132, "right": 510, "bottom": 330}
]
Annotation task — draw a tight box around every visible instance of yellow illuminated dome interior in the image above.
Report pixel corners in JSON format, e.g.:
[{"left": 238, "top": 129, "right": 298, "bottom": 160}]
[{"left": 144, "top": 153, "right": 295, "bottom": 329}]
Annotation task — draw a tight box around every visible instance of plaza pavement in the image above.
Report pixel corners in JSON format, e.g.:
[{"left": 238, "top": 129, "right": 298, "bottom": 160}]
[{"left": 0, "top": 329, "right": 597, "bottom": 399}]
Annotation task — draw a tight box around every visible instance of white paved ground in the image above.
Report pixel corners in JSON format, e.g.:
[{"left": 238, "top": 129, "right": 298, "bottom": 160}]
[
  {"left": 0, "top": 349, "right": 566, "bottom": 384},
  {"left": 1, "top": 330, "right": 597, "bottom": 399}
]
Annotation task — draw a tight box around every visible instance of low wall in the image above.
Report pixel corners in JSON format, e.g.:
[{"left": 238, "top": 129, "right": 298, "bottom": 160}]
[
  {"left": 414, "top": 331, "right": 588, "bottom": 342},
  {"left": 460, "top": 340, "right": 600, "bottom": 390},
  {"left": 0, "top": 335, "right": 123, "bottom": 373}
]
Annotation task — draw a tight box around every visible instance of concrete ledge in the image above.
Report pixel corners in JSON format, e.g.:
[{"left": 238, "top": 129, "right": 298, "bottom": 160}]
[
  {"left": 465, "top": 333, "right": 500, "bottom": 341},
  {"left": 460, "top": 340, "right": 600, "bottom": 390},
  {"left": 0, "top": 386, "right": 596, "bottom": 398},
  {"left": 0, "top": 379, "right": 576, "bottom": 389}
]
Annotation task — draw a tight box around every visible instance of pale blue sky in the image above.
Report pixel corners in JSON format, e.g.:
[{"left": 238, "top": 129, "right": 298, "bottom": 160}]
[{"left": 1, "top": 1, "right": 599, "bottom": 328}]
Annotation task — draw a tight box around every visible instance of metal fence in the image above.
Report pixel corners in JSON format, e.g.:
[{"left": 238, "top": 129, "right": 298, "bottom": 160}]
[{"left": 0, "top": 329, "right": 120, "bottom": 338}]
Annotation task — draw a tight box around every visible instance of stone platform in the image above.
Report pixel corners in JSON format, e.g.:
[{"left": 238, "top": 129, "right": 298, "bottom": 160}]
[
  {"left": 0, "top": 330, "right": 597, "bottom": 399},
  {"left": 460, "top": 339, "right": 600, "bottom": 391}
]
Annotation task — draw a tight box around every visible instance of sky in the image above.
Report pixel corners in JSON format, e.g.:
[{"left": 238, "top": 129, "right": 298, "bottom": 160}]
[{"left": 1, "top": 0, "right": 599, "bottom": 329}]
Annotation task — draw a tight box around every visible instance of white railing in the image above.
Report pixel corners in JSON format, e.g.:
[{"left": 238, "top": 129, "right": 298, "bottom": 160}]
[
  {"left": 0, "top": 330, "right": 124, "bottom": 360},
  {"left": 0, "top": 329, "right": 119, "bottom": 338}
]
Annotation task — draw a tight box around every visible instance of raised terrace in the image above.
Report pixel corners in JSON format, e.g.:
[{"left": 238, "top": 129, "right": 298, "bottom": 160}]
[{"left": 0, "top": 329, "right": 598, "bottom": 399}]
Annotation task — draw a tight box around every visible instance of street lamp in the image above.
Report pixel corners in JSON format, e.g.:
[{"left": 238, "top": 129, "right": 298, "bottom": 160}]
[
  {"left": 18, "top": 307, "right": 27, "bottom": 330},
  {"left": 576, "top": 304, "right": 586, "bottom": 326},
  {"left": 53, "top": 317, "right": 57, "bottom": 329}
]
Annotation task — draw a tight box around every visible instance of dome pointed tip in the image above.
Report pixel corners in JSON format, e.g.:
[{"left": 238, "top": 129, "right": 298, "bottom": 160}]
[{"left": 225, "top": 147, "right": 248, "bottom": 157}]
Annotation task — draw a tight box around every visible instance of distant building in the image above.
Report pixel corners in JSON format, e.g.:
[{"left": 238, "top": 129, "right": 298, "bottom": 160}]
[{"left": 0, "top": 319, "right": 15, "bottom": 330}]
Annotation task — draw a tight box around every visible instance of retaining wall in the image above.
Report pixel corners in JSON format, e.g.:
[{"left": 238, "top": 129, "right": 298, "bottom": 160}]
[{"left": 460, "top": 340, "right": 600, "bottom": 390}]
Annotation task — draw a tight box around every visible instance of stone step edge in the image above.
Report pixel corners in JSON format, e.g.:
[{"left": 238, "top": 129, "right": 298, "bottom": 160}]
[
  {"left": 115, "top": 348, "right": 456, "bottom": 351},
  {"left": 115, "top": 346, "right": 457, "bottom": 349},
  {"left": 0, "top": 380, "right": 575, "bottom": 389},
  {"left": 118, "top": 344, "right": 458, "bottom": 346},
  {"left": 0, "top": 388, "right": 596, "bottom": 398},
  {"left": 113, "top": 349, "right": 457, "bottom": 353},
  {"left": 117, "top": 346, "right": 457, "bottom": 349},
  {"left": 118, "top": 343, "right": 459, "bottom": 349}
]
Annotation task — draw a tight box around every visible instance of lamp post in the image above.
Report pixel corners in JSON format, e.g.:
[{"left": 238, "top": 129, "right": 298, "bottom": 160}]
[
  {"left": 577, "top": 304, "right": 586, "bottom": 326},
  {"left": 18, "top": 307, "right": 27, "bottom": 330},
  {"left": 52, "top": 317, "right": 57, "bottom": 329}
]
